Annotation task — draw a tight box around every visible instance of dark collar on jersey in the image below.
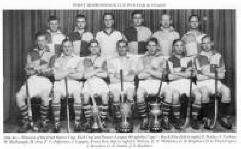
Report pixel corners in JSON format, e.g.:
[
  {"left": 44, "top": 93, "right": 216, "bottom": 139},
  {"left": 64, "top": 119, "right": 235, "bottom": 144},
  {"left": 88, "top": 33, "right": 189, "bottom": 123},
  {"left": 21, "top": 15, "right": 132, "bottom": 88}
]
[
  {"left": 33, "top": 45, "right": 50, "bottom": 52},
  {"left": 46, "top": 29, "right": 62, "bottom": 34},
  {"left": 103, "top": 28, "right": 115, "bottom": 35}
]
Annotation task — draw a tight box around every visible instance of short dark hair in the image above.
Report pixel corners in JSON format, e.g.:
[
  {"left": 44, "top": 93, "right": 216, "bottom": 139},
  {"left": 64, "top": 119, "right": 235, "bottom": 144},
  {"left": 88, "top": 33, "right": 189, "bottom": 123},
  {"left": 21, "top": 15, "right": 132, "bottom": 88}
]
[
  {"left": 62, "top": 38, "right": 73, "bottom": 45},
  {"left": 103, "top": 13, "right": 115, "bottom": 20},
  {"left": 131, "top": 10, "right": 144, "bottom": 18},
  {"left": 48, "top": 15, "right": 59, "bottom": 22},
  {"left": 75, "top": 14, "right": 86, "bottom": 20},
  {"left": 172, "top": 39, "right": 184, "bottom": 46},
  {"left": 201, "top": 35, "right": 213, "bottom": 42},
  {"left": 146, "top": 38, "right": 158, "bottom": 45},
  {"left": 89, "top": 39, "right": 99, "bottom": 47},
  {"left": 116, "top": 39, "right": 128, "bottom": 49},
  {"left": 35, "top": 31, "right": 48, "bottom": 40},
  {"left": 188, "top": 15, "right": 200, "bottom": 22}
]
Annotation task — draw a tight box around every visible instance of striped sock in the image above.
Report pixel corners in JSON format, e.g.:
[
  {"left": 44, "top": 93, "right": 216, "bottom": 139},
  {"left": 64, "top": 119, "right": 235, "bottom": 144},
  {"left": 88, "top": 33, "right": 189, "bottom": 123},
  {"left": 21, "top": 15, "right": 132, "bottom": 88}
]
[
  {"left": 52, "top": 103, "right": 61, "bottom": 123},
  {"left": 19, "top": 105, "right": 28, "bottom": 122},
  {"left": 40, "top": 105, "right": 49, "bottom": 121},
  {"left": 172, "top": 104, "right": 181, "bottom": 119},
  {"left": 161, "top": 101, "right": 171, "bottom": 117},
  {"left": 192, "top": 104, "right": 201, "bottom": 119},
  {"left": 74, "top": 103, "right": 82, "bottom": 122},
  {"left": 101, "top": 104, "right": 108, "bottom": 119},
  {"left": 113, "top": 103, "right": 121, "bottom": 119},
  {"left": 137, "top": 102, "right": 147, "bottom": 118},
  {"left": 83, "top": 104, "right": 92, "bottom": 121}
]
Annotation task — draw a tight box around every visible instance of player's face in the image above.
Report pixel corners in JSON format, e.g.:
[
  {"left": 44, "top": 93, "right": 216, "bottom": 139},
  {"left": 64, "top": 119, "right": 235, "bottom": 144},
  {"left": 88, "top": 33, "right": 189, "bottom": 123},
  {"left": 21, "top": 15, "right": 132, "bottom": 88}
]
[
  {"left": 89, "top": 42, "right": 100, "bottom": 55},
  {"left": 76, "top": 17, "right": 86, "bottom": 30},
  {"left": 161, "top": 15, "right": 171, "bottom": 28},
  {"left": 147, "top": 41, "right": 157, "bottom": 55},
  {"left": 49, "top": 20, "right": 59, "bottom": 32},
  {"left": 202, "top": 37, "right": 212, "bottom": 52},
  {"left": 118, "top": 42, "right": 128, "bottom": 56},
  {"left": 132, "top": 14, "right": 144, "bottom": 27},
  {"left": 173, "top": 40, "right": 185, "bottom": 55},
  {"left": 62, "top": 41, "right": 73, "bottom": 56},
  {"left": 104, "top": 15, "right": 114, "bottom": 28},
  {"left": 189, "top": 16, "right": 199, "bottom": 29},
  {"left": 37, "top": 35, "right": 47, "bottom": 50}
]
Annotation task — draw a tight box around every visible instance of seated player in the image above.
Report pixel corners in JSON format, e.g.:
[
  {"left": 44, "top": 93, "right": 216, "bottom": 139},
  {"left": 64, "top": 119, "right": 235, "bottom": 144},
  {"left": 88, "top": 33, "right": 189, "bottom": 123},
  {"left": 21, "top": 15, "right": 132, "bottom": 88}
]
[
  {"left": 82, "top": 39, "right": 109, "bottom": 129},
  {"left": 96, "top": 13, "right": 125, "bottom": 59},
  {"left": 16, "top": 31, "right": 54, "bottom": 133},
  {"left": 136, "top": 38, "right": 168, "bottom": 130},
  {"left": 152, "top": 14, "right": 180, "bottom": 58},
  {"left": 68, "top": 14, "right": 93, "bottom": 57},
  {"left": 52, "top": 39, "right": 84, "bottom": 132},
  {"left": 108, "top": 39, "right": 137, "bottom": 131},
  {"left": 46, "top": 16, "right": 66, "bottom": 56},
  {"left": 194, "top": 35, "right": 232, "bottom": 129},
  {"left": 124, "top": 10, "right": 152, "bottom": 55},
  {"left": 182, "top": 15, "right": 206, "bottom": 57}
]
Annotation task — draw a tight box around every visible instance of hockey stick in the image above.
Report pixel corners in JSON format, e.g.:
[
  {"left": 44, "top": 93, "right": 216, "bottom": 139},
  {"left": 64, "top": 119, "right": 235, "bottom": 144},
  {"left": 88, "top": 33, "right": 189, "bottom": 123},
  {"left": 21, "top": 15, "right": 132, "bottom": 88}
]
[
  {"left": 181, "top": 61, "right": 196, "bottom": 129},
  {"left": 210, "top": 64, "right": 218, "bottom": 129},
  {"left": 64, "top": 77, "right": 70, "bottom": 133},
  {"left": 25, "top": 75, "right": 33, "bottom": 128}
]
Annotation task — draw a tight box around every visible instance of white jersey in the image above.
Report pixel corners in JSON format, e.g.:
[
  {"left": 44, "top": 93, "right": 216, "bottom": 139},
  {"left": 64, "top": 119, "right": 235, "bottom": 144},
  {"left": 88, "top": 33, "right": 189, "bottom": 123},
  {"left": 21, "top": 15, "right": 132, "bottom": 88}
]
[{"left": 96, "top": 30, "right": 123, "bottom": 59}]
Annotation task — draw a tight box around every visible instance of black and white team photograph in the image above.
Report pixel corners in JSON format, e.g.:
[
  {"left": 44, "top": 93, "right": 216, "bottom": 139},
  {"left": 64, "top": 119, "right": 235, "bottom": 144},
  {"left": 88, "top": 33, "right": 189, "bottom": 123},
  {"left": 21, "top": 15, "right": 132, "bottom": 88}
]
[{"left": 3, "top": 10, "right": 236, "bottom": 133}]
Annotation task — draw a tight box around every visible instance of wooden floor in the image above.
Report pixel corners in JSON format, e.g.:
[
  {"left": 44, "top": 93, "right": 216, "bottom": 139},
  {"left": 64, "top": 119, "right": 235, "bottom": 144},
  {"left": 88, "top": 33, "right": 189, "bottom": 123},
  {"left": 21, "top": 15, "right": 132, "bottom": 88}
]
[{"left": 4, "top": 117, "right": 236, "bottom": 133}]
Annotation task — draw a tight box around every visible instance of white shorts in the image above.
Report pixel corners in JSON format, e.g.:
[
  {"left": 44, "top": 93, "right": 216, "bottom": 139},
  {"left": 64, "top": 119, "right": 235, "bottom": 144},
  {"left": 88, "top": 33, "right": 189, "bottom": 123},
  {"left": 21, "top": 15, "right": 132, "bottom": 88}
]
[
  {"left": 82, "top": 77, "right": 109, "bottom": 95},
  {"left": 139, "top": 80, "right": 168, "bottom": 95},
  {"left": 197, "top": 79, "right": 224, "bottom": 94},
  {"left": 17, "top": 75, "right": 52, "bottom": 99},
  {"left": 165, "top": 79, "right": 198, "bottom": 96},
  {"left": 54, "top": 79, "right": 83, "bottom": 98},
  {"left": 109, "top": 82, "right": 134, "bottom": 93}
]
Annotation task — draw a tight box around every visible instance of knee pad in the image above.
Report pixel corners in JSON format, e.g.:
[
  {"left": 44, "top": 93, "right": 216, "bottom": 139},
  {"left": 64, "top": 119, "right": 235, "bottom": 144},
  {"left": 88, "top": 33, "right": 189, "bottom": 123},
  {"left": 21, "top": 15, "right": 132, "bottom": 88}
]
[
  {"left": 137, "top": 87, "right": 145, "bottom": 99},
  {"left": 162, "top": 91, "right": 172, "bottom": 104},
  {"left": 126, "top": 87, "right": 134, "bottom": 99},
  {"left": 172, "top": 90, "right": 180, "bottom": 105},
  {"left": 220, "top": 85, "right": 231, "bottom": 103},
  {"left": 192, "top": 89, "right": 202, "bottom": 105},
  {"left": 83, "top": 92, "right": 91, "bottom": 104},
  {"left": 101, "top": 92, "right": 109, "bottom": 104}
]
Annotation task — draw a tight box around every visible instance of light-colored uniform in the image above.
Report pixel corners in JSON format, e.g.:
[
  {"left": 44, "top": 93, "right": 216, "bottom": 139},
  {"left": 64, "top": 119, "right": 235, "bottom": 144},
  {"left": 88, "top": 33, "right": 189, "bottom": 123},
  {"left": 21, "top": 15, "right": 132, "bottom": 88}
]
[
  {"left": 137, "top": 53, "right": 168, "bottom": 95},
  {"left": 54, "top": 55, "right": 83, "bottom": 99},
  {"left": 182, "top": 31, "right": 206, "bottom": 56},
  {"left": 108, "top": 55, "right": 137, "bottom": 95},
  {"left": 195, "top": 51, "right": 231, "bottom": 103},
  {"left": 152, "top": 27, "right": 180, "bottom": 57},
  {"left": 82, "top": 56, "right": 109, "bottom": 95},
  {"left": 96, "top": 30, "right": 123, "bottom": 59}
]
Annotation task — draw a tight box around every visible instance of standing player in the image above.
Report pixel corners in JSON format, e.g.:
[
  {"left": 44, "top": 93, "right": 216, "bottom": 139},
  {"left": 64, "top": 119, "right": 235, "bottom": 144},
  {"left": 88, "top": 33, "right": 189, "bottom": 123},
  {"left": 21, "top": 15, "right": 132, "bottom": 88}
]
[
  {"left": 96, "top": 13, "right": 124, "bottom": 59},
  {"left": 136, "top": 38, "right": 168, "bottom": 130},
  {"left": 52, "top": 39, "right": 84, "bottom": 132},
  {"left": 182, "top": 15, "right": 206, "bottom": 57},
  {"left": 124, "top": 10, "right": 152, "bottom": 55},
  {"left": 68, "top": 14, "right": 93, "bottom": 57},
  {"left": 108, "top": 39, "right": 136, "bottom": 131},
  {"left": 46, "top": 16, "right": 66, "bottom": 56},
  {"left": 195, "top": 35, "right": 232, "bottom": 129},
  {"left": 16, "top": 31, "right": 53, "bottom": 133},
  {"left": 82, "top": 39, "right": 109, "bottom": 130},
  {"left": 152, "top": 14, "right": 180, "bottom": 58}
]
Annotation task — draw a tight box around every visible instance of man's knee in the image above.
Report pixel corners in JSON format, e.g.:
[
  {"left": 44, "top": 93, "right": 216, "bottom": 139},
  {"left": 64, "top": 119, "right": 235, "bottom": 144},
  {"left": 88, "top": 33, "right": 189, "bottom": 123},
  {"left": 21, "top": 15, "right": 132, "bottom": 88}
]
[
  {"left": 101, "top": 92, "right": 109, "bottom": 104},
  {"left": 162, "top": 91, "right": 172, "bottom": 104},
  {"left": 126, "top": 87, "right": 134, "bottom": 100},
  {"left": 199, "top": 87, "right": 210, "bottom": 103},
  {"left": 16, "top": 91, "right": 26, "bottom": 107},
  {"left": 192, "top": 89, "right": 202, "bottom": 105},
  {"left": 83, "top": 92, "right": 91, "bottom": 104},
  {"left": 53, "top": 91, "right": 61, "bottom": 104},
  {"left": 220, "top": 85, "right": 231, "bottom": 103},
  {"left": 110, "top": 89, "right": 120, "bottom": 103},
  {"left": 172, "top": 90, "right": 180, "bottom": 105}
]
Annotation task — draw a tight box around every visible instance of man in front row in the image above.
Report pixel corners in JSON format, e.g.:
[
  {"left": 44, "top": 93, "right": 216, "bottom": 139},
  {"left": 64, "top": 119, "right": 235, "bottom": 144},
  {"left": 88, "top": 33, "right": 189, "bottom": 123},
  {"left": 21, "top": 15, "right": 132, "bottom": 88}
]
[
  {"left": 195, "top": 35, "right": 232, "bottom": 129},
  {"left": 52, "top": 39, "right": 84, "bottom": 132},
  {"left": 16, "top": 31, "right": 53, "bottom": 133},
  {"left": 136, "top": 38, "right": 169, "bottom": 130},
  {"left": 108, "top": 39, "right": 137, "bottom": 131}
]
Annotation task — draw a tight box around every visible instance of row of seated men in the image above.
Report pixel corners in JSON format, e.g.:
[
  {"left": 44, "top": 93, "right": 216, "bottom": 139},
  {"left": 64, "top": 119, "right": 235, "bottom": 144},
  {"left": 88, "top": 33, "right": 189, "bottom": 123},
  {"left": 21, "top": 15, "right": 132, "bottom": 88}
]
[{"left": 15, "top": 12, "right": 232, "bottom": 133}]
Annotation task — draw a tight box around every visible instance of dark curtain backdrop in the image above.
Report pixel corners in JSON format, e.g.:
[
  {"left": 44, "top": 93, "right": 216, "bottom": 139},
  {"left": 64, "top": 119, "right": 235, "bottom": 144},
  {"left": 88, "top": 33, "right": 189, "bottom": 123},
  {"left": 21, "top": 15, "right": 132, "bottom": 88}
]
[{"left": 3, "top": 10, "right": 236, "bottom": 122}]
